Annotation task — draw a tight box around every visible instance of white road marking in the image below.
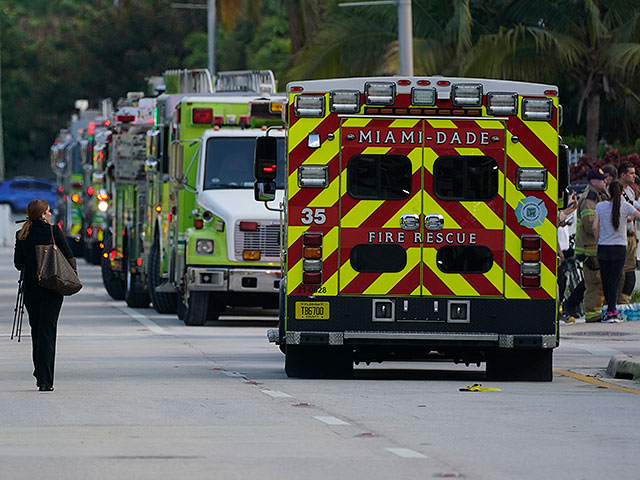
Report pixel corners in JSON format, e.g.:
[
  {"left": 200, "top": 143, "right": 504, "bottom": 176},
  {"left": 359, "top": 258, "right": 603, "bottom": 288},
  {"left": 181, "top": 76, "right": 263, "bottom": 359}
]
[
  {"left": 385, "top": 448, "right": 427, "bottom": 458},
  {"left": 116, "top": 306, "right": 171, "bottom": 336},
  {"left": 313, "top": 416, "right": 350, "bottom": 426},
  {"left": 261, "top": 390, "right": 292, "bottom": 398},
  {"left": 223, "top": 371, "right": 247, "bottom": 378}
]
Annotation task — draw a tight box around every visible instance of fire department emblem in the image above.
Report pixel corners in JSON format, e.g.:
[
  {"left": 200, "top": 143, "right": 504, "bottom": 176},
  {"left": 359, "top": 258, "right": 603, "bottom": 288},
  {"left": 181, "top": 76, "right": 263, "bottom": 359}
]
[{"left": 515, "top": 196, "right": 548, "bottom": 228}]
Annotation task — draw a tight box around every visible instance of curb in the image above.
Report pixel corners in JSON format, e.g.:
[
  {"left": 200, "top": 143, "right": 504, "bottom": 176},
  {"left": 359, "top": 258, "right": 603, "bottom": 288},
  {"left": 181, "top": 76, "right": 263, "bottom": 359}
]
[{"left": 606, "top": 355, "right": 640, "bottom": 382}]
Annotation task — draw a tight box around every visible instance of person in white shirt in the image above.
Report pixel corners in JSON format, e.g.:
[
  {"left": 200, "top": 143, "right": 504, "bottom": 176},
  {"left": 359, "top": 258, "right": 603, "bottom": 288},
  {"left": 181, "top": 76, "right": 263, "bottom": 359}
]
[
  {"left": 617, "top": 162, "right": 638, "bottom": 303},
  {"left": 594, "top": 180, "right": 640, "bottom": 322}
]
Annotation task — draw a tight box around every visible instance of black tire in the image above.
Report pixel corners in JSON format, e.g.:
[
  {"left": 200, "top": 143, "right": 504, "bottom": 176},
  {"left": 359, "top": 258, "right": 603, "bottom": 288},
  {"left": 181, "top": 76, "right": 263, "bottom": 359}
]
[
  {"left": 485, "top": 349, "right": 553, "bottom": 382},
  {"left": 148, "top": 239, "right": 177, "bottom": 313},
  {"left": 83, "top": 240, "right": 101, "bottom": 265},
  {"left": 67, "top": 236, "right": 84, "bottom": 257},
  {"left": 184, "top": 291, "right": 209, "bottom": 326},
  {"left": 101, "top": 252, "right": 125, "bottom": 300},
  {"left": 125, "top": 268, "right": 150, "bottom": 308},
  {"left": 285, "top": 346, "right": 353, "bottom": 379}
]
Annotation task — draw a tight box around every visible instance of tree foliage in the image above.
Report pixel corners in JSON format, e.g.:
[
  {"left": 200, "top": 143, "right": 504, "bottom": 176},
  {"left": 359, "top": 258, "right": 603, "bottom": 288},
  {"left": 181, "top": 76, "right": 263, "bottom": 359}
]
[{"left": 1, "top": 0, "right": 639, "bottom": 176}]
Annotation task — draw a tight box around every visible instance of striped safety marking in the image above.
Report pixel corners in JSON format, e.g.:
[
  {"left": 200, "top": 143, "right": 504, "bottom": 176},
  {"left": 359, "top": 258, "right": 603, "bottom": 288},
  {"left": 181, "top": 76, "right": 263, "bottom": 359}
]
[{"left": 286, "top": 96, "right": 559, "bottom": 300}]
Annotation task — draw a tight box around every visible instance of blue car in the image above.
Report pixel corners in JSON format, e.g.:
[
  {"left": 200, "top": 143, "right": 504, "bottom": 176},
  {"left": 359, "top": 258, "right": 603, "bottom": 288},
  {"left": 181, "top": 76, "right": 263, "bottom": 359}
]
[{"left": 0, "top": 177, "right": 58, "bottom": 213}]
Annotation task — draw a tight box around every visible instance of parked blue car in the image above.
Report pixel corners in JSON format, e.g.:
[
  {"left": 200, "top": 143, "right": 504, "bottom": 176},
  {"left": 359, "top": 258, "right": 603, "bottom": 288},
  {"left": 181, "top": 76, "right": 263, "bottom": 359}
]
[{"left": 0, "top": 177, "right": 58, "bottom": 213}]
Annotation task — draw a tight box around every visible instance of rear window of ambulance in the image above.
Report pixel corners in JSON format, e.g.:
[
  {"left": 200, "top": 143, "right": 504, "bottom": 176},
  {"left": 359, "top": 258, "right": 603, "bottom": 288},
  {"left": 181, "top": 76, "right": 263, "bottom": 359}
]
[
  {"left": 434, "top": 156, "right": 498, "bottom": 201},
  {"left": 347, "top": 154, "right": 412, "bottom": 200}
]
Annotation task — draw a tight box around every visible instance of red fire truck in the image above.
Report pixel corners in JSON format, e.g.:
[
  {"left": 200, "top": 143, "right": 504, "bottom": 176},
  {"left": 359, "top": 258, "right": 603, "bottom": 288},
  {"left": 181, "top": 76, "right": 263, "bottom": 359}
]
[{"left": 254, "top": 76, "right": 568, "bottom": 381}]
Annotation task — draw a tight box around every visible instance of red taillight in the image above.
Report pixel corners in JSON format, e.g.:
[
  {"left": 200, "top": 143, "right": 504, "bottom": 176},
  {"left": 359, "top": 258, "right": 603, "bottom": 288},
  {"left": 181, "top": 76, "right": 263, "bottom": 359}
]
[
  {"left": 521, "top": 236, "right": 541, "bottom": 249},
  {"left": 116, "top": 114, "right": 135, "bottom": 123},
  {"left": 521, "top": 275, "right": 541, "bottom": 288},
  {"left": 240, "top": 221, "right": 258, "bottom": 231},
  {"left": 87, "top": 227, "right": 93, "bottom": 236},
  {"left": 239, "top": 115, "right": 250, "bottom": 127},
  {"left": 417, "top": 80, "right": 431, "bottom": 86},
  {"left": 87, "top": 186, "right": 94, "bottom": 196},
  {"left": 303, "top": 232, "right": 323, "bottom": 247},
  {"left": 290, "top": 86, "right": 304, "bottom": 92},
  {"left": 303, "top": 272, "right": 322, "bottom": 285},
  {"left": 397, "top": 79, "right": 411, "bottom": 86},
  {"left": 136, "top": 258, "right": 142, "bottom": 266},
  {"left": 57, "top": 186, "right": 64, "bottom": 194},
  {"left": 192, "top": 108, "right": 213, "bottom": 124},
  {"left": 437, "top": 80, "right": 451, "bottom": 86},
  {"left": 213, "top": 115, "right": 224, "bottom": 125},
  {"left": 544, "top": 90, "right": 558, "bottom": 96}
]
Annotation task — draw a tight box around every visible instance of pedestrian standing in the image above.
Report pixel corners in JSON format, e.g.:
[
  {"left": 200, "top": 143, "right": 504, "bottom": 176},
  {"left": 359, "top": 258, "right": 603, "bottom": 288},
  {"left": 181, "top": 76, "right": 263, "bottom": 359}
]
[
  {"left": 617, "top": 162, "right": 638, "bottom": 303},
  {"left": 14, "top": 199, "right": 75, "bottom": 391},
  {"left": 593, "top": 181, "right": 640, "bottom": 322},
  {"left": 575, "top": 167, "right": 610, "bottom": 322}
]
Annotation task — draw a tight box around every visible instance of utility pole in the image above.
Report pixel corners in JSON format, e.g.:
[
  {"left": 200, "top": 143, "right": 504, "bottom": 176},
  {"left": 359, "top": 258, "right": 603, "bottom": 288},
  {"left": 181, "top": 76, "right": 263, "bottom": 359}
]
[
  {"left": 171, "top": 1, "right": 216, "bottom": 76},
  {"left": 339, "top": 0, "right": 414, "bottom": 76}
]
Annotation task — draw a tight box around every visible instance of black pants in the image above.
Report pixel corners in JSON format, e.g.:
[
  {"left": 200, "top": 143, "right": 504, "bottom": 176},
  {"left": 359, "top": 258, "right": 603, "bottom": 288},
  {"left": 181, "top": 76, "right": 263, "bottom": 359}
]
[
  {"left": 597, "top": 245, "right": 627, "bottom": 314},
  {"left": 25, "top": 293, "right": 63, "bottom": 387}
]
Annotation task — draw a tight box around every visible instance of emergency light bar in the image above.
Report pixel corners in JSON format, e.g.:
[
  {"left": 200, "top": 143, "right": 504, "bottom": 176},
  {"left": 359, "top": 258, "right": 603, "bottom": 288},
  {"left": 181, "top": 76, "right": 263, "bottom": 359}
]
[
  {"left": 294, "top": 95, "right": 325, "bottom": 118},
  {"left": 487, "top": 93, "right": 518, "bottom": 115},
  {"left": 330, "top": 90, "right": 360, "bottom": 113},
  {"left": 522, "top": 98, "right": 553, "bottom": 121},
  {"left": 365, "top": 82, "right": 396, "bottom": 105},
  {"left": 298, "top": 165, "right": 329, "bottom": 188},
  {"left": 411, "top": 87, "right": 436, "bottom": 106},
  {"left": 516, "top": 168, "right": 548, "bottom": 190},
  {"left": 452, "top": 84, "right": 483, "bottom": 107}
]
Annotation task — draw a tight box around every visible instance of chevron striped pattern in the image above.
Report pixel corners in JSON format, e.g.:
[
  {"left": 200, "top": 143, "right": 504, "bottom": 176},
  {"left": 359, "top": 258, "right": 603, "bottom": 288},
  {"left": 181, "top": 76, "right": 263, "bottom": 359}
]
[{"left": 286, "top": 93, "right": 558, "bottom": 300}]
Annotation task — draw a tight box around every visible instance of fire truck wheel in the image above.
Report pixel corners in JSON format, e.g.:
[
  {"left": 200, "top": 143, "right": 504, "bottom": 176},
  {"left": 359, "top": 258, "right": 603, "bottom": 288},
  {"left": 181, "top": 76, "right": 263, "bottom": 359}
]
[
  {"left": 183, "top": 291, "right": 209, "bottom": 326},
  {"left": 485, "top": 349, "right": 553, "bottom": 382},
  {"left": 148, "top": 239, "right": 177, "bottom": 314},
  {"left": 285, "top": 346, "right": 353, "bottom": 379},
  {"left": 101, "top": 251, "right": 125, "bottom": 300},
  {"left": 125, "top": 268, "right": 150, "bottom": 309}
]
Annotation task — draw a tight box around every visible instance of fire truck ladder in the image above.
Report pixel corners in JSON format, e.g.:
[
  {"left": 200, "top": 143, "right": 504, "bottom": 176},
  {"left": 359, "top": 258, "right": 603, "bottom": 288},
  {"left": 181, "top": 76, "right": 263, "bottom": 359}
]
[
  {"left": 214, "top": 70, "right": 276, "bottom": 95},
  {"left": 163, "top": 69, "right": 214, "bottom": 94}
]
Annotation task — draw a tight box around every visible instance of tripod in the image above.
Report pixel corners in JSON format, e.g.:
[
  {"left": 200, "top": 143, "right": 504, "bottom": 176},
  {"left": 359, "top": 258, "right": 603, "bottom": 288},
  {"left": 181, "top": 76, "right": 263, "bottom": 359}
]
[{"left": 11, "top": 270, "right": 25, "bottom": 342}]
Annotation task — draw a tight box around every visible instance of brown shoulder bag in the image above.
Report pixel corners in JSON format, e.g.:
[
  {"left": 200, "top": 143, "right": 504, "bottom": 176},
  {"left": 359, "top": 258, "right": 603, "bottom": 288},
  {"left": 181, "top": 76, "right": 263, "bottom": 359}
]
[{"left": 36, "top": 225, "right": 83, "bottom": 296}]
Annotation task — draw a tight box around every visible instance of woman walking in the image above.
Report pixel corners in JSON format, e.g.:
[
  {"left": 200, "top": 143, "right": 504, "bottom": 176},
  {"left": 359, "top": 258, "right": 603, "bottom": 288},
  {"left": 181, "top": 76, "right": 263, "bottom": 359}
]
[
  {"left": 14, "top": 200, "right": 75, "bottom": 391},
  {"left": 593, "top": 180, "right": 640, "bottom": 322}
]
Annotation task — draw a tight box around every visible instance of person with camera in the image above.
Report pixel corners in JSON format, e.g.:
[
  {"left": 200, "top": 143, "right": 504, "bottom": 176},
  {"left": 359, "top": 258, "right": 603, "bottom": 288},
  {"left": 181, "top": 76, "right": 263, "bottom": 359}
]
[{"left": 14, "top": 199, "right": 75, "bottom": 392}]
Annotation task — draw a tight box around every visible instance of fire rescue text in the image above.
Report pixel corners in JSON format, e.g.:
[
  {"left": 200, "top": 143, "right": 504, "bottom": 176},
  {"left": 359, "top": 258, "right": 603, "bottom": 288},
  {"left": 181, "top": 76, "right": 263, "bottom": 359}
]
[{"left": 367, "top": 231, "right": 477, "bottom": 245}]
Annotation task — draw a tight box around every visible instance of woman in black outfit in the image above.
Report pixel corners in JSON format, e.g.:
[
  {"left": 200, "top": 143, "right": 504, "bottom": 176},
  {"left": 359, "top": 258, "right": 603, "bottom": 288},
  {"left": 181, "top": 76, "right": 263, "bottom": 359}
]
[{"left": 14, "top": 200, "right": 75, "bottom": 391}]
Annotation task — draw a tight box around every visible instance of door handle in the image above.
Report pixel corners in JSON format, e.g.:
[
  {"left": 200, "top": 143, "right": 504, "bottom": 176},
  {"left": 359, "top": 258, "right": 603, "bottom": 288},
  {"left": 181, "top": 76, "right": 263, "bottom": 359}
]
[
  {"left": 425, "top": 214, "right": 444, "bottom": 231},
  {"left": 400, "top": 213, "right": 420, "bottom": 231}
]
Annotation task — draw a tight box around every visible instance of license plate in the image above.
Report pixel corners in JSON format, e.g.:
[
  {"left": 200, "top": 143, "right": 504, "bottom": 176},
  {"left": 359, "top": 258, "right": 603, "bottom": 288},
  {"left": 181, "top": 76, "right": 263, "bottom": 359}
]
[{"left": 295, "top": 302, "right": 330, "bottom": 320}]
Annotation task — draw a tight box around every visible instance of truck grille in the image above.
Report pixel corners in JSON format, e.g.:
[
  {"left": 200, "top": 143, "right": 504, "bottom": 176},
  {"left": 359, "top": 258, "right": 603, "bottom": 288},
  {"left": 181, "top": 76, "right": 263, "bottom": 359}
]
[{"left": 234, "top": 222, "right": 281, "bottom": 261}]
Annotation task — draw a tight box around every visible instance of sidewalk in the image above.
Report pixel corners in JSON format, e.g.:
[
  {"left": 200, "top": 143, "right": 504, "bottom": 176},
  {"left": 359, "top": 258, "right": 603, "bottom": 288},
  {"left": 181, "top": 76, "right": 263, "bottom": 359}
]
[{"left": 560, "top": 320, "right": 640, "bottom": 382}]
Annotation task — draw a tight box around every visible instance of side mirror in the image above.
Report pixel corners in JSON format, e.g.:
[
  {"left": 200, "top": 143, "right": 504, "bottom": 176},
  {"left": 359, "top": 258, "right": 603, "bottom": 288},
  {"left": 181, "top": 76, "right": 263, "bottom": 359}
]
[
  {"left": 254, "top": 136, "right": 278, "bottom": 182},
  {"left": 254, "top": 181, "right": 276, "bottom": 202},
  {"left": 558, "top": 143, "right": 570, "bottom": 202}
]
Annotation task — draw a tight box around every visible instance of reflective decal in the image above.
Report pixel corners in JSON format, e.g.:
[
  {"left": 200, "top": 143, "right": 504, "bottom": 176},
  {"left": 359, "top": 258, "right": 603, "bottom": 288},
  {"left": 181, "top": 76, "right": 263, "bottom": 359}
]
[{"left": 515, "top": 196, "right": 548, "bottom": 228}]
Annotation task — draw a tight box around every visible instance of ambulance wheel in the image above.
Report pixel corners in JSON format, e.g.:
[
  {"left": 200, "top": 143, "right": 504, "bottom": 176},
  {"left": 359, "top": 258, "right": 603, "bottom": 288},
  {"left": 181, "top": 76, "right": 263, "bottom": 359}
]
[
  {"left": 285, "top": 346, "right": 353, "bottom": 379},
  {"left": 125, "top": 268, "right": 150, "bottom": 308},
  {"left": 101, "top": 252, "right": 125, "bottom": 300},
  {"left": 485, "top": 349, "right": 553, "bottom": 382},
  {"left": 183, "top": 291, "right": 208, "bottom": 326},
  {"left": 148, "top": 239, "right": 177, "bottom": 314}
]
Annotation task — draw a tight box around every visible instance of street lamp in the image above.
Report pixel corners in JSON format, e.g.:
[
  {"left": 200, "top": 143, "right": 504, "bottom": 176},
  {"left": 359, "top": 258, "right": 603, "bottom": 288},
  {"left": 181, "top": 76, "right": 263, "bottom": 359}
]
[{"left": 339, "top": 0, "right": 414, "bottom": 76}]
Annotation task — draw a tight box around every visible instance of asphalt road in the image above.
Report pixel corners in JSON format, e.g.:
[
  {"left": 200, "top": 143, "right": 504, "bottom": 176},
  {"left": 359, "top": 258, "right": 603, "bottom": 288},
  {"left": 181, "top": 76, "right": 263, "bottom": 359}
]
[{"left": 1, "top": 245, "right": 639, "bottom": 480}]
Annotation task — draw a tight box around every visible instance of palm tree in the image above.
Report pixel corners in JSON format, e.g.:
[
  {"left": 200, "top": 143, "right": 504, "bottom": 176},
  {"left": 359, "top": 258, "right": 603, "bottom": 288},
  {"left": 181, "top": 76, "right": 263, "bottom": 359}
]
[
  {"left": 287, "top": 0, "right": 478, "bottom": 79},
  {"left": 463, "top": 0, "right": 640, "bottom": 162}
]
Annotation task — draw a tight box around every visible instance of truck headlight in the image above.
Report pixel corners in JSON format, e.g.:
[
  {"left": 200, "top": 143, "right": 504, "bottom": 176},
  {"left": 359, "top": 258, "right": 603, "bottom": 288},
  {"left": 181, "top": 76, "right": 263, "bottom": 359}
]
[
  {"left": 195, "top": 239, "right": 214, "bottom": 254},
  {"left": 98, "top": 201, "right": 108, "bottom": 212}
]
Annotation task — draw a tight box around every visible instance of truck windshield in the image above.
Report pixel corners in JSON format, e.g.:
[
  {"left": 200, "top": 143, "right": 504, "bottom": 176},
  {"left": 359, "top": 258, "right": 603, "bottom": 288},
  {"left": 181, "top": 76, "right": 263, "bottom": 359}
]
[{"left": 204, "top": 137, "right": 285, "bottom": 189}]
